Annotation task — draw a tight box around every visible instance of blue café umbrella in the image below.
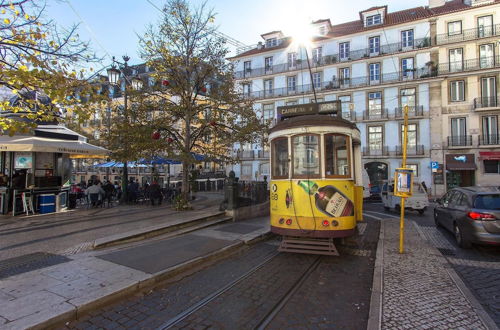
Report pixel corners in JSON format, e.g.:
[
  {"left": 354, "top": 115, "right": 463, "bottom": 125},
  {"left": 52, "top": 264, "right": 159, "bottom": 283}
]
[
  {"left": 139, "top": 156, "right": 181, "bottom": 165},
  {"left": 94, "top": 161, "right": 117, "bottom": 168}
]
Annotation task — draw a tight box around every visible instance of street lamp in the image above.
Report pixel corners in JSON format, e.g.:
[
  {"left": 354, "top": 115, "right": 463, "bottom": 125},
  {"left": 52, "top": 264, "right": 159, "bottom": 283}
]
[{"left": 106, "top": 55, "right": 143, "bottom": 203}]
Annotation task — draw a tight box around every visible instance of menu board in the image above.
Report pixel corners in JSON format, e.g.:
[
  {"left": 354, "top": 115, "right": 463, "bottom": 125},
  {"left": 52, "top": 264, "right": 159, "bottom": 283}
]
[{"left": 14, "top": 152, "right": 32, "bottom": 169}]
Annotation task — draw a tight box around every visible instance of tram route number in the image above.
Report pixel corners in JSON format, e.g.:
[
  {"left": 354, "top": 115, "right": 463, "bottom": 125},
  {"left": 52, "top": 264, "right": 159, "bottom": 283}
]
[{"left": 271, "top": 193, "right": 278, "bottom": 200}]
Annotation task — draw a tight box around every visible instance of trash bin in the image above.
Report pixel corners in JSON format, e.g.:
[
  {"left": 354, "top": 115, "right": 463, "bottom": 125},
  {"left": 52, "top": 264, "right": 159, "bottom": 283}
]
[
  {"left": 68, "top": 193, "right": 77, "bottom": 209},
  {"left": 39, "top": 194, "right": 56, "bottom": 214}
]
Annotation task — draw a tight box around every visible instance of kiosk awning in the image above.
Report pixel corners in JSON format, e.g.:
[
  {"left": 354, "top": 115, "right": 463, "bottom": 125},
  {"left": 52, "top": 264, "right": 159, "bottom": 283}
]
[
  {"left": 445, "top": 154, "right": 477, "bottom": 170},
  {"left": 0, "top": 136, "right": 108, "bottom": 158}
]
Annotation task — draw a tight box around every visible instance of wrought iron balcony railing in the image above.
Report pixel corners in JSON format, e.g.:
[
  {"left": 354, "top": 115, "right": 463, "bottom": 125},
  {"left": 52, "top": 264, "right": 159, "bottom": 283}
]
[
  {"left": 447, "top": 135, "right": 473, "bottom": 147},
  {"left": 241, "top": 68, "right": 434, "bottom": 100},
  {"left": 436, "top": 24, "right": 500, "bottom": 45},
  {"left": 473, "top": 96, "right": 500, "bottom": 109},
  {"left": 362, "top": 146, "right": 389, "bottom": 156},
  {"left": 256, "top": 150, "right": 270, "bottom": 159},
  {"left": 479, "top": 134, "right": 500, "bottom": 146},
  {"left": 236, "top": 150, "right": 255, "bottom": 160},
  {"left": 438, "top": 56, "right": 500, "bottom": 75},
  {"left": 363, "top": 108, "right": 389, "bottom": 120},
  {"left": 394, "top": 105, "right": 424, "bottom": 118},
  {"left": 234, "top": 37, "right": 432, "bottom": 80},
  {"left": 395, "top": 145, "right": 425, "bottom": 156}
]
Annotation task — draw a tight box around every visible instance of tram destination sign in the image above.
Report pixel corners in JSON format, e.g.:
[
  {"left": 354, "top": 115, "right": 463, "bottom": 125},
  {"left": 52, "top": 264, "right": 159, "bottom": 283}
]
[{"left": 277, "top": 100, "right": 341, "bottom": 118}]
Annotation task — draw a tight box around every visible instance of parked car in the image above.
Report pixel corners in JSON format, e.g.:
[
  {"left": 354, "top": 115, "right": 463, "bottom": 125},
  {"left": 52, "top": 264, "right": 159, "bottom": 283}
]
[
  {"left": 380, "top": 180, "right": 429, "bottom": 215},
  {"left": 434, "top": 186, "right": 500, "bottom": 248}
]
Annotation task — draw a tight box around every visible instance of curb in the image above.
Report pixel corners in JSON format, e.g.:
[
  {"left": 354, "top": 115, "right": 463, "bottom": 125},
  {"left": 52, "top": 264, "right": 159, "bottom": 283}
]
[
  {"left": 367, "top": 219, "right": 384, "bottom": 330},
  {"left": 44, "top": 230, "right": 271, "bottom": 329},
  {"left": 412, "top": 221, "right": 499, "bottom": 330},
  {"left": 93, "top": 212, "right": 228, "bottom": 249}
]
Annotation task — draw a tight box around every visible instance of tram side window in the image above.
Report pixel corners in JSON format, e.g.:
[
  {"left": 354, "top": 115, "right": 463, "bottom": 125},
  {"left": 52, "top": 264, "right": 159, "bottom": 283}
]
[
  {"left": 325, "top": 134, "right": 350, "bottom": 177},
  {"left": 292, "top": 134, "right": 320, "bottom": 178},
  {"left": 272, "top": 138, "right": 289, "bottom": 178}
]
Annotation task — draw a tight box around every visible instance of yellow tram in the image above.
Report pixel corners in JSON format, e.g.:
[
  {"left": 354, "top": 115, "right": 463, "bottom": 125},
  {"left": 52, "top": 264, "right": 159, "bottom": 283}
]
[{"left": 269, "top": 106, "right": 364, "bottom": 254}]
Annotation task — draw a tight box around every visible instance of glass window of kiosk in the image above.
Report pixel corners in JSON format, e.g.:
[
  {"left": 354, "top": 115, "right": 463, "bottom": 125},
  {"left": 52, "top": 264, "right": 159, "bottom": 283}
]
[
  {"left": 271, "top": 137, "right": 289, "bottom": 179},
  {"left": 325, "top": 134, "right": 351, "bottom": 178},
  {"left": 292, "top": 134, "right": 321, "bottom": 178}
]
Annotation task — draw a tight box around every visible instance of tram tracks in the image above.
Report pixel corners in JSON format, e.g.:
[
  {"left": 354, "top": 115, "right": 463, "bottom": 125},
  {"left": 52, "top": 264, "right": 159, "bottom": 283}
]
[{"left": 156, "top": 251, "right": 323, "bottom": 330}]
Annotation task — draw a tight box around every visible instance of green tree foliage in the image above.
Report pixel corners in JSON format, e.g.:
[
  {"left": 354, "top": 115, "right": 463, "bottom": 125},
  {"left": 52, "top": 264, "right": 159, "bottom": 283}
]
[{"left": 0, "top": 0, "right": 100, "bottom": 134}]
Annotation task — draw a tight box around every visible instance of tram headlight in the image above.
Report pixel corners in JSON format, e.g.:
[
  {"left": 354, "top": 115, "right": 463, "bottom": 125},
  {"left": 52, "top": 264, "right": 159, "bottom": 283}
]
[
  {"left": 322, "top": 220, "right": 330, "bottom": 227},
  {"left": 279, "top": 218, "right": 285, "bottom": 224},
  {"left": 286, "top": 219, "right": 292, "bottom": 225},
  {"left": 331, "top": 220, "right": 339, "bottom": 227}
]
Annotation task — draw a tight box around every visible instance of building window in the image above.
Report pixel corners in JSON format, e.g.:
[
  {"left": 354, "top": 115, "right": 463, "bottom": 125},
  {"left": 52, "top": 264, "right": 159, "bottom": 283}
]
[
  {"left": 288, "top": 52, "right": 297, "bottom": 68},
  {"left": 339, "top": 42, "right": 350, "bottom": 60},
  {"left": 369, "top": 63, "right": 380, "bottom": 83},
  {"left": 448, "top": 21, "right": 462, "bottom": 36},
  {"left": 312, "top": 47, "right": 322, "bottom": 63},
  {"left": 406, "top": 164, "right": 418, "bottom": 178},
  {"left": 272, "top": 138, "right": 288, "bottom": 178},
  {"left": 325, "top": 134, "right": 350, "bottom": 177},
  {"left": 478, "top": 15, "right": 493, "bottom": 38},
  {"left": 244, "top": 61, "right": 251, "bottom": 74},
  {"left": 368, "top": 91, "right": 382, "bottom": 116},
  {"left": 484, "top": 160, "right": 500, "bottom": 174},
  {"left": 401, "top": 123, "right": 418, "bottom": 147},
  {"left": 286, "top": 100, "right": 297, "bottom": 106},
  {"left": 368, "top": 126, "right": 383, "bottom": 150},
  {"left": 339, "top": 95, "right": 351, "bottom": 117},
  {"left": 401, "top": 58, "right": 414, "bottom": 78},
  {"left": 265, "top": 56, "right": 273, "bottom": 72},
  {"left": 451, "top": 117, "right": 467, "bottom": 142},
  {"left": 292, "top": 134, "right": 320, "bottom": 177},
  {"left": 312, "top": 72, "right": 322, "bottom": 88},
  {"left": 479, "top": 44, "right": 494, "bottom": 68},
  {"left": 369, "top": 36, "right": 380, "bottom": 55},
  {"left": 482, "top": 115, "right": 498, "bottom": 145},
  {"left": 241, "top": 164, "right": 253, "bottom": 176},
  {"left": 449, "top": 48, "right": 463, "bottom": 72},
  {"left": 481, "top": 77, "right": 497, "bottom": 107},
  {"left": 310, "top": 97, "right": 324, "bottom": 103},
  {"left": 319, "top": 26, "right": 327, "bottom": 36},
  {"left": 242, "top": 83, "right": 251, "bottom": 96},
  {"left": 401, "top": 29, "right": 414, "bottom": 48},
  {"left": 400, "top": 88, "right": 416, "bottom": 109},
  {"left": 287, "top": 76, "right": 297, "bottom": 93},
  {"left": 264, "top": 79, "right": 274, "bottom": 96},
  {"left": 339, "top": 67, "right": 350, "bottom": 85},
  {"left": 266, "top": 38, "right": 277, "bottom": 48},
  {"left": 366, "top": 14, "right": 382, "bottom": 26},
  {"left": 262, "top": 103, "right": 274, "bottom": 122},
  {"left": 450, "top": 81, "right": 465, "bottom": 102}
]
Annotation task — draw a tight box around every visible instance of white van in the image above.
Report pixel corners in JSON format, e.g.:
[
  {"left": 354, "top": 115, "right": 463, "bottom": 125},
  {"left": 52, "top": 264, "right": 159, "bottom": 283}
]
[
  {"left": 362, "top": 169, "right": 371, "bottom": 199},
  {"left": 380, "top": 180, "right": 429, "bottom": 215}
]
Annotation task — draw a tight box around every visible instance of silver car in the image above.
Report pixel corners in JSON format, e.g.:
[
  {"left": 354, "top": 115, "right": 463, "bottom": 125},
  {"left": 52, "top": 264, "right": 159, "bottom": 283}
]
[{"left": 434, "top": 186, "right": 500, "bottom": 248}]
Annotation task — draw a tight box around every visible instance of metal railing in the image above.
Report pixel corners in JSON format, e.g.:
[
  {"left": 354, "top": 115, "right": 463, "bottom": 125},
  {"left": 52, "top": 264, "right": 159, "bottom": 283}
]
[
  {"left": 234, "top": 37, "right": 432, "bottom": 80},
  {"left": 438, "top": 56, "right": 500, "bottom": 74},
  {"left": 473, "top": 96, "right": 500, "bottom": 109},
  {"left": 447, "top": 135, "right": 473, "bottom": 147},
  {"left": 479, "top": 134, "right": 500, "bottom": 145},
  {"left": 256, "top": 150, "right": 269, "bottom": 158},
  {"left": 362, "top": 146, "right": 389, "bottom": 156},
  {"left": 235, "top": 150, "right": 255, "bottom": 160},
  {"left": 242, "top": 68, "right": 434, "bottom": 100},
  {"left": 363, "top": 108, "right": 389, "bottom": 120},
  {"left": 395, "top": 145, "right": 425, "bottom": 156},
  {"left": 436, "top": 24, "right": 500, "bottom": 45},
  {"left": 394, "top": 105, "right": 424, "bottom": 118}
]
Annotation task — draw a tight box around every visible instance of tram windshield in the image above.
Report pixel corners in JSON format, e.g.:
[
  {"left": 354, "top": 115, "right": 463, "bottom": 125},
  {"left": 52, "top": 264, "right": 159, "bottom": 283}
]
[
  {"left": 292, "top": 134, "right": 320, "bottom": 177},
  {"left": 272, "top": 138, "right": 289, "bottom": 178},
  {"left": 325, "top": 134, "right": 350, "bottom": 177}
]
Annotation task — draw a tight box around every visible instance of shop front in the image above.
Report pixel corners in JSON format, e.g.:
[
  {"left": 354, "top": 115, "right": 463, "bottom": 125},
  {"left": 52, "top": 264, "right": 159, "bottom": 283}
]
[
  {"left": 445, "top": 153, "right": 477, "bottom": 190},
  {"left": 0, "top": 126, "right": 107, "bottom": 215}
]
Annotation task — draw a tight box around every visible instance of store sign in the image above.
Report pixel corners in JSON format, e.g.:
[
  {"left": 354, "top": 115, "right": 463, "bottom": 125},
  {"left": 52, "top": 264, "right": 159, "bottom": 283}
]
[{"left": 277, "top": 101, "right": 341, "bottom": 118}]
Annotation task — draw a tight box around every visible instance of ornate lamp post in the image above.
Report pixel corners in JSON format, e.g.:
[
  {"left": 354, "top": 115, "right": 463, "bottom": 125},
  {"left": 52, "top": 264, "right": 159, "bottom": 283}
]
[{"left": 106, "top": 55, "right": 143, "bottom": 203}]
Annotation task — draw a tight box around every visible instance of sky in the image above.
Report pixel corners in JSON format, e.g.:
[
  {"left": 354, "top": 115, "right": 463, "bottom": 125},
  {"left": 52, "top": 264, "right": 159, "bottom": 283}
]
[{"left": 45, "top": 0, "right": 430, "bottom": 69}]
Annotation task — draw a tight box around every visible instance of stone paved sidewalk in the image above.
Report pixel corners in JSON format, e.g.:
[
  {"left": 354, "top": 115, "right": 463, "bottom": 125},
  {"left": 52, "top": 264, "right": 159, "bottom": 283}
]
[{"left": 371, "top": 218, "right": 496, "bottom": 330}]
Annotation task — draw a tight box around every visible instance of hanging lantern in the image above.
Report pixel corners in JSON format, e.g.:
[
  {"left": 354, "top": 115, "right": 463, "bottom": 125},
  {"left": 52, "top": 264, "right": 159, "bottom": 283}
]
[{"left": 152, "top": 131, "right": 161, "bottom": 140}]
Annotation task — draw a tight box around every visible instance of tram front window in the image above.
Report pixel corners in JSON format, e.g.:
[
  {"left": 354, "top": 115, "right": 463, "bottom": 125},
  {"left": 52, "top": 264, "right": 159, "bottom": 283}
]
[
  {"left": 272, "top": 138, "right": 289, "bottom": 178},
  {"left": 325, "top": 134, "right": 350, "bottom": 177},
  {"left": 292, "top": 134, "right": 320, "bottom": 177}
]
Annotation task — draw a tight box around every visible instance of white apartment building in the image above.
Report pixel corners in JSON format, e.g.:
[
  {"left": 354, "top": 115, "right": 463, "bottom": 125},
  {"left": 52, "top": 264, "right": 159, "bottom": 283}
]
[{"left": 429, "top": 0, "right": 500, "bottom": 195}]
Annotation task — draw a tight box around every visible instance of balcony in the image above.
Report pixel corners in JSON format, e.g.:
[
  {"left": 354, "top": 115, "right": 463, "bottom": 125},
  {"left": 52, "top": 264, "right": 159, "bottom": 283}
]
[
  {"left": 362, "top": 146, "right": 389, "bottom": 157},
  {"left": 363, "top": 108, "right": 389, "bottom": 121},
  {"left": 479, "top": 134, "right": 500, "bottom": 146},
  {"left": 241, "top": 68, "right": 435, "bottom": 100},
  {"left": 234, "top": 37, "right": 432, "bottom": 80},
  {"left": 394, "top": 105, "right": 424, "bottom": 118},
  {"left": 436, "top": 24, "right": 500, "bottom": 46},
  {"left": 438, "top": 56, "right": 500, "bottom": 75},
  {"left": 447, "top": 135, "right": 473, "bottom": 147},
  {"left": 473, "top": 96, "right": 500, "bottom": 110},
  {"left": 256, "top": 150, "right": 270, "bottom": 159},
  {"left": 236, "top": 150, "right": 255, "bottom": 160},
  {"left": 395, "top": 145, "right": 425, "bottom": 156}
]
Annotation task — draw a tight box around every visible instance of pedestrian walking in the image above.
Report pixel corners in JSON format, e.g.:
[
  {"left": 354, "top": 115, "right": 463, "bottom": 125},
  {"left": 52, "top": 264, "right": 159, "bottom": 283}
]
[
  {"left": 148, "top": 181, "right": 162, "bottom": 206},
  {"left": 103, "top": 180, "right": 116, "bottom": 207}
]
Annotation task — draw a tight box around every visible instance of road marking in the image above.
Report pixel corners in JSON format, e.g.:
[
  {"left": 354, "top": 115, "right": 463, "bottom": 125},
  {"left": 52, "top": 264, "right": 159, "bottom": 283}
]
[
  {"left": 363, "top": 213, "right": 385, "bottom": 220},
  {"left": 364, "top": 210, "right": 400, "bottom": 219}
]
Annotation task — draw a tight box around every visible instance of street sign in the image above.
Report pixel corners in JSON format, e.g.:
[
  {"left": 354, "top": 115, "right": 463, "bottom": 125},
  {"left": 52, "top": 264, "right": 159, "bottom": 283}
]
[
  {"left": 394, "top": 168, "right": 414, "bottom": 198},
  {"left": 431, "top": 161, "right": 439, "bottom": 169}
]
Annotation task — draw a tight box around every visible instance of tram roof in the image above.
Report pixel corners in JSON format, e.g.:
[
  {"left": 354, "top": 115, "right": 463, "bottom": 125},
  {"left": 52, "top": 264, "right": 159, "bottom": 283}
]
[{"left": 270, "top": 114, "right": 359, "bottom": 134}]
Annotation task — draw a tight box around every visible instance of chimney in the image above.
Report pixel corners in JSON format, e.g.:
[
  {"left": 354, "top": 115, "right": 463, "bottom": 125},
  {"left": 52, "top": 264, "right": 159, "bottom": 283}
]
[{"left": 428, "top": 0, "right": 445, "bottom": 8}]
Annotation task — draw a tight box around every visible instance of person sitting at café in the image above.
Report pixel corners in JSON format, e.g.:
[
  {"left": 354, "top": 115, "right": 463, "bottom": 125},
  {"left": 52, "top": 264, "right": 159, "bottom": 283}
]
[{"left": 86, "top": 181, "right": 105, "bottom": 207}]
